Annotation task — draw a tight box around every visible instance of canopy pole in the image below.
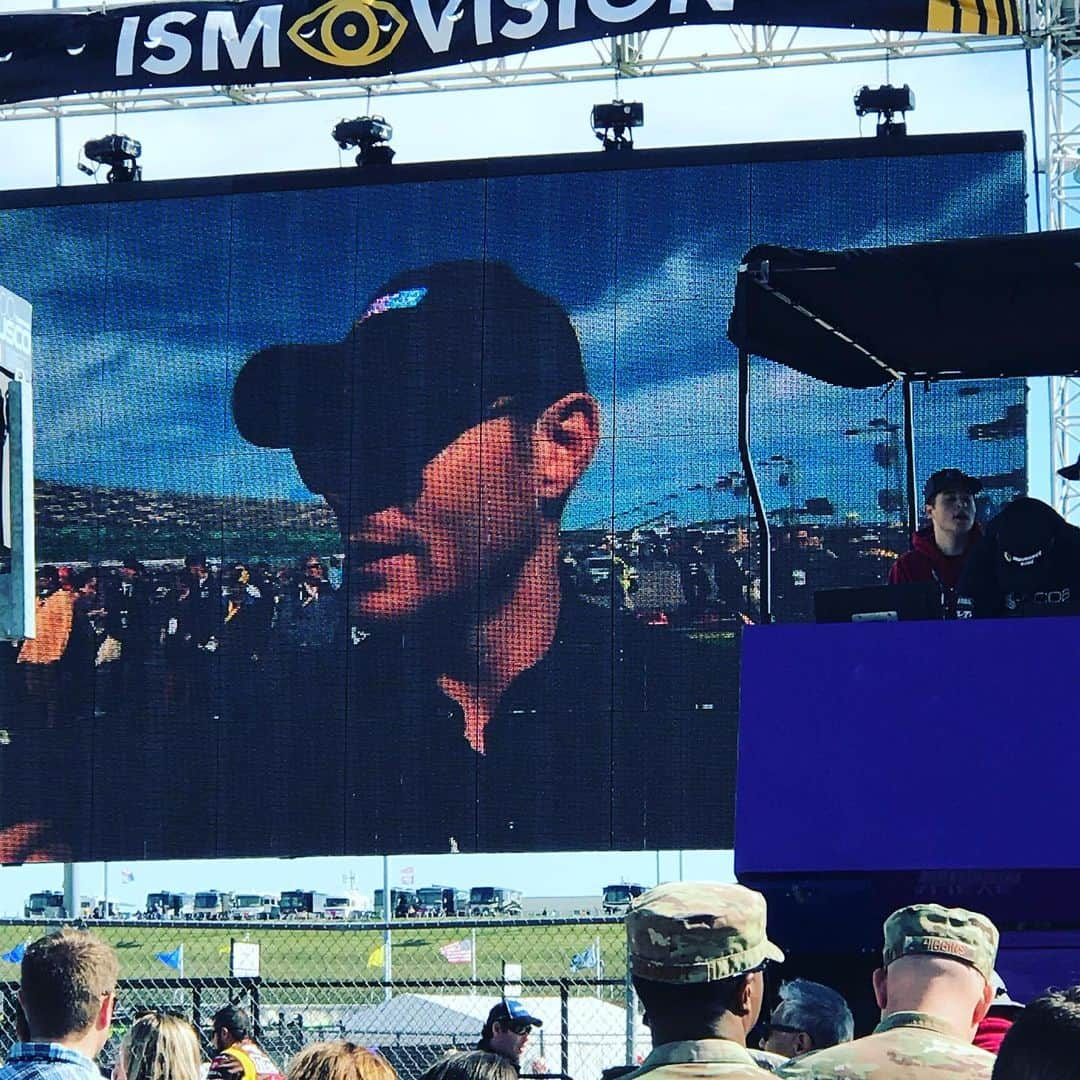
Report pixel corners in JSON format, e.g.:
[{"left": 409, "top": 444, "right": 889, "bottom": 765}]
[
  {"left": 738, "top": 349, "right": 771, "bottom": 624},
  {"left": 902, "top": 378, "right": 918, "bottom": 536}
]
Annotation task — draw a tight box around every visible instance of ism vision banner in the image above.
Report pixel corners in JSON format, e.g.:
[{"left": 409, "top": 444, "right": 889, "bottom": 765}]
[{"left": 0, "top": 0, "right": 1021, "bottom": 106}]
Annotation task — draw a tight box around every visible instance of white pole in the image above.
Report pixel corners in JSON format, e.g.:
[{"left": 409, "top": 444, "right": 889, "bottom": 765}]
[
  {"left": 103, "top": 863, "right": 109, "bottom": 916},
  {"left": 471, "top": 926, "right": 477, "bottom": 985},
  {"left": 382, "top": 855, "right": 392, "bottom": 1002}
]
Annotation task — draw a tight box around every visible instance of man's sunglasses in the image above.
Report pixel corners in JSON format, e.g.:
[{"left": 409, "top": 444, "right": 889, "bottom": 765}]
[{"left": 507, "top": 1022, "right": 533, "bottom": 1035}]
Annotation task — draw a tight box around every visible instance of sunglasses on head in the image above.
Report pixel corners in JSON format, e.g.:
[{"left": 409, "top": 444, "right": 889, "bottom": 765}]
[{"left": 762, "top": 1022, "right": 803, "bottom": 1038}]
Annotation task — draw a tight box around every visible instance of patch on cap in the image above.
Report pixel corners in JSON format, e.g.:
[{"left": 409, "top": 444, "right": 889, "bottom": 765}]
[
  {"left": 357, "top": 286, "right": 428, "bottom": 325},
  {"left": 882, "top": 904, "right": 998, "bottom": 982}
]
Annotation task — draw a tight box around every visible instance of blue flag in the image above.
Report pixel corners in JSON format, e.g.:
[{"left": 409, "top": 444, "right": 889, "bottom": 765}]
[
  {"left": 1, "top": 942, "right": 26, "bottom": 964},
  {"left": 570, "top": 944, "right": 598, "bottom": 971},
  {"left": 155, "top": 945, "right": 183, "bottom": 972}
]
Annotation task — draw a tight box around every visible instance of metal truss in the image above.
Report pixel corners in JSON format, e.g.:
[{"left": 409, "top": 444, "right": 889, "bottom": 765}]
[
  {"left": 0, "top": 23, "right": 1028, "bottom": 121},
  {"left": 1039, "top": 1, "right": 1080, "bottom": 517}
]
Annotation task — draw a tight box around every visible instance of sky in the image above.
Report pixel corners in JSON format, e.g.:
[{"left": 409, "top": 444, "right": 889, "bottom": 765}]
[{"left": 0, "top": 12, "right": 1060, "bottom": 913}]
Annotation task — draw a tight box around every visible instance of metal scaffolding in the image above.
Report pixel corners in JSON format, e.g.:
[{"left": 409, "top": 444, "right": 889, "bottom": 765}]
[
  {"left": 1041, "top": 1, "right": 1080, "bottom": 518},
  {"left": 0, "top": 17, "right": 1028, "bottom": 121}
]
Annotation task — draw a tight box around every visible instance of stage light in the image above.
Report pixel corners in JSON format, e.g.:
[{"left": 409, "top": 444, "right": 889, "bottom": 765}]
[
  {"left": 591, "top": 100, "right": 643, "bottom": 151},
  {"left": 854, "top": 84, "right": 915, "bottom": 137},
  {"left": 333, "top": 116, "right": 395, "bottom": 166},
  {"left": 79, "top": 134, "right": 142, "bottom": 182}
]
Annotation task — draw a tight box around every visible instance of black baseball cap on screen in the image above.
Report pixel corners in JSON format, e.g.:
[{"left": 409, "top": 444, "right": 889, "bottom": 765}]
[
  {"left": 232, "top": 261, "right": 586, "bottom": 470},
  {"left": 924, "top": 468, "right": 982, "bottom": 505}
]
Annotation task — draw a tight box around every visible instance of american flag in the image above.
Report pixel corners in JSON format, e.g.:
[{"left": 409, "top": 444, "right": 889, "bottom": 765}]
[
  {"left": 439, "top": 938, "right": 473, "bottom": 964},
  {"left": 120, "top": 869, "right": 134, "bottom": 883}
]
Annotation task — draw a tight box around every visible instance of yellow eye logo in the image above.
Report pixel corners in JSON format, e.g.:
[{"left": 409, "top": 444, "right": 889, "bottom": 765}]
[{"left": 288, "top": 0, "right": 408, "bottom": 67}]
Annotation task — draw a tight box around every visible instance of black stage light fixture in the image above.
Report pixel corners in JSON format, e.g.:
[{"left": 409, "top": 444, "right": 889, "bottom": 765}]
[
  {"left": 80, "top": 134, "right": 142, "bottom": 182},
  {"left": 591, "top": 100, "right": 643, "bottom": 151},
  {"left": 854, "top": 84, "right": 915, "bottom": 137},
  {"left": 333, "top": 116, "right": 395, "bottom": 166}
]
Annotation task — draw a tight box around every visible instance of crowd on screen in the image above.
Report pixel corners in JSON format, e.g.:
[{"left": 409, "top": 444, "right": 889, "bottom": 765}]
[{"left": 4, "top": 891, "right": 1080, "bottom": 1080}]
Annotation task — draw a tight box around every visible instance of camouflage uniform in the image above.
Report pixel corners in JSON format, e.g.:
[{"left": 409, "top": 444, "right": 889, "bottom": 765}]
[
  {"left": 776, "top": 904, "right": 999, "bottom": 1080},
  {"left": 623, "top": 882, "right": 785, "bottom": 1080}
]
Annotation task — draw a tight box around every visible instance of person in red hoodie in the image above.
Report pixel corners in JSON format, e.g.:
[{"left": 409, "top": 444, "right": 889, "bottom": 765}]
[
  {"left": 889, "top": 468, "right": 983, "bottom": 615},
  {"left": 973, "top": 971, "right": 1024, "bottom": 1054}
]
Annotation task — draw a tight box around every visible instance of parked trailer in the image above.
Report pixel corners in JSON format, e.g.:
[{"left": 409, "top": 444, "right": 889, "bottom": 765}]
[
  {"left": 145, "top": 892, "right": 194, "bottom": 918},
  {"left": 324, "top": 892, "right": 371, "bottom": 920},
  {"left": 468, "top": 887, "right": 523, "bottom": 917},
  {"left": 194, "top": 890, "right": 236, "bottom": 919},
  {"left": 416, "top": 886, "right": 467, "bottom": 916},
  {"left": 25, "top": 891, "right": 65, "bottom": 919},
  {"left": 280, "top": 890, "right": 328, "bottom": 919},
  {"left": 234, "top": 893, "right": 280, "bottom": 920},
  {"left": 602, "top": 883, "right": 646, "bottom": 915},
  {"left": 373, "top": 889, "right": 418, "bottom": 918}
]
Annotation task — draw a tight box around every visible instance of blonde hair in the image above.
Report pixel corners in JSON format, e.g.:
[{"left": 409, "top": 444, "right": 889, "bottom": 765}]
[
  {"left": 121, "top": 1012, "right": 203, "bottom": 1080},
  {"left": 286, "top": 1042, "right": 397, "bottom": 1080}
]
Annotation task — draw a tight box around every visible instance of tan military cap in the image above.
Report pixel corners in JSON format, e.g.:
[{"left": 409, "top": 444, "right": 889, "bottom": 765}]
[
  {"left": 882, "top": 903, "right": 999, "bottom": 982},
  {"left": 626, "top": 882, "right": 784, "bottom": 983}
]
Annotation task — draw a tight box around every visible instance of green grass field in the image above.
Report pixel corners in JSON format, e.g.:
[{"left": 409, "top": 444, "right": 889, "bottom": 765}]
[{"left": 0, "top": 921, "right": 627, "bottom": 985}]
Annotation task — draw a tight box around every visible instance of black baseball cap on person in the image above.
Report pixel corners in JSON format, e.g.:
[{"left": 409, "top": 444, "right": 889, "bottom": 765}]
[
  {"left": 232, "top": 261, "right": 587, "bottom": 471},
  {"left": 486, "top": 999, "right": 543, "bottom": 1029},
  {"left": 924, "top": 468, "right": 983, "bottom": 505}
]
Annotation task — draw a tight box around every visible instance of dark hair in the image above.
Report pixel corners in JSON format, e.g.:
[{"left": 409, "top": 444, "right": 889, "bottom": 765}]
[
  {"left": 19, "top": 929, "right": 118, "bottom": 1039},
  {"left": 184, "top": 553, "right": 207, "bottom": 569},
  {"left": 993, "top": 986, "right": 1080, "bottom": 1080},
  {"left": 633, "top": 974, "right": 749, "bottom": 1029},
  {"left": 212, "top": 1004, "right": 252, "bottom": 1041},
  {"left": 421, "top": 1051, "right": 517, "bottom": 1080}
]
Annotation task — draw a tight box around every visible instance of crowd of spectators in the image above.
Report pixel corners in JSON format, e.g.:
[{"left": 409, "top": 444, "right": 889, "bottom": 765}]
[{"left": 7, "top": 894, "right": 1080, "bottom": 1080}]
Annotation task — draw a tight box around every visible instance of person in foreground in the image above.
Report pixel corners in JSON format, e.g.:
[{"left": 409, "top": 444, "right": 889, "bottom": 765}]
[
  {"left": 991, "top": 985, "right": 1080, "bottom": 1080},
  {"left": 114, "top": 1011, "right": 202, "bottom": 1080},
  {"left": 622, "top": 881, "right": 785, "bottom": 1079},
  {"left": 475, "top": 1000, "right": 543, "bottom": 1070},
  {"left": 284, "top": 1042, "right": 396, "bottom": 1080},
  {"left": 777, "top": 903, "right": 999, "bottom": 1079},
  {"left": 421, "top": 1051, "right": 518, "bottom": 1080},
  {"left": 759, "top": 978, "right": 853, "bottom": 1061},
  {"left": 208, "top": 1005, "right": 283, "bottom": 1080},
  {"left": 0, "top": 929, "right": 118, "bottom": 1080}
]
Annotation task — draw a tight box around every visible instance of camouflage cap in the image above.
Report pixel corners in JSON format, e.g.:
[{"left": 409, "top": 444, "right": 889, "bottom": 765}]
[
  {"left": 626, "top": 882, "right": 784, "bottom": 984},
  {"left": 882, "top": 904, "right": 999, "bottom": 982}
]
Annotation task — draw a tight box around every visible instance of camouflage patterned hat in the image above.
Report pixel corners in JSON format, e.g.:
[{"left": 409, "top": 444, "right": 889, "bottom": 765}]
[
  {"left": 626, "top": 882, "right": 784, "bottom": 984},
  {"left": 882, "top": 904, "right": 999, "bottom": 982}
]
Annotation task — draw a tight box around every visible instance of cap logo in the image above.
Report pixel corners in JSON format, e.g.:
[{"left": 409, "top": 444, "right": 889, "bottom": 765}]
[{"left": 358, "top": 286, "right": 428, "bottom": 325}]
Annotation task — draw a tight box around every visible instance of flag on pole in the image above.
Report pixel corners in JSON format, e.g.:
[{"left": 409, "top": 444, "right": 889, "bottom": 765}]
[
  {"left": 1, "top": 942, "right": 26, "bottom": 964},
  {"left": 400, "top": 866, "right": 415, "bottom": 886},
  {"left": 367, "top": 944, "right": 385, "bottom": 968},
  {"left": 155, "top": 945, "right": 183, "bottom": 973},
  {"left": 570, "top": 944, "right": 599, "bottom": 972},
  {"left": 120, "top": 869, "right": 134, "bottom": 883},
  {"left": 439, "top": 938, "right": 473, "bottom": 964}
]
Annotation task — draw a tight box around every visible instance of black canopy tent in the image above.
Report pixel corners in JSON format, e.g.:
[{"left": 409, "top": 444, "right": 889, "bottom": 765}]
[{"left": 727, "top": 227, "right": 1080, "bottom": 621}]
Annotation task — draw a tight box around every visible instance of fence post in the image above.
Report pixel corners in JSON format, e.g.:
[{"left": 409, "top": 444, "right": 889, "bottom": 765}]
[
  {"left": 193, "top": 984, "right": 203, "bottom": 1044},
  {"left": 624, "top": 933, "right": 635, "bottom": 1065},
  {"left": 560, "top": 980, "right": 569, "bottom": 1079},
  {"left": 251, "top": 978, "right": 262, "bottom": 1043}
]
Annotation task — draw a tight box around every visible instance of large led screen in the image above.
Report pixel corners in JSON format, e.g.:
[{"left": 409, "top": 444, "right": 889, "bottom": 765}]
[{"left": 0, "top": 133, "right": 1026, "bottom": 862}]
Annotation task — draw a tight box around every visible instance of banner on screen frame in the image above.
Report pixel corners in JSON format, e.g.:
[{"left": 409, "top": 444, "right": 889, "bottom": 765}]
[{"left": 0, "top": 0, "right": 1020, "bottom": 106}]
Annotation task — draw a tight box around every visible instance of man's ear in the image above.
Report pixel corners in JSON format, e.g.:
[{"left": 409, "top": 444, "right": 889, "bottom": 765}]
[
  {"left": 793, "top": 1031, "right": 813, "bottom": 1055},
  {"left": 97, "top": 990, "right": 115, "bottom": 1032},
  {"left": 533, "top": 393, "right": 600, "bottom": 507},
  {"left": 872, "top": 967, "right": 888, "bottom": 1011},
  {"left": 972, "top": 977, "right": 994, "bottom": 1027}
]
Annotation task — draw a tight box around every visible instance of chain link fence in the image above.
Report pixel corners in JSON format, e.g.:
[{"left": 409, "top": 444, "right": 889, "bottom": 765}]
[{"left": 0, "top": 916, "right": 644, "bottom": 1080}]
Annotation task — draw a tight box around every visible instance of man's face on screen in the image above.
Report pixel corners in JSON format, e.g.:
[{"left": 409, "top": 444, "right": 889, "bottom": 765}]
[{"left": 302, "top": 415, "right": 541, "bottom": 625}]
